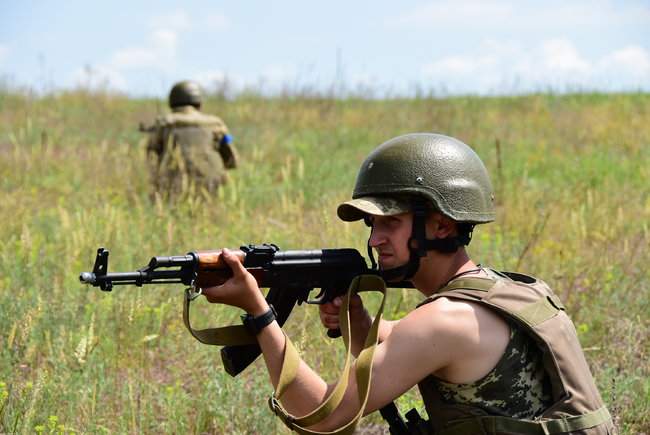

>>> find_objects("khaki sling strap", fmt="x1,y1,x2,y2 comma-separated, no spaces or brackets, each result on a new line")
269,275,388,435
436,405,612,435
182,288,257,346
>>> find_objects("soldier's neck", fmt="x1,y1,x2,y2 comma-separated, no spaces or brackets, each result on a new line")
172,105,199,114
413,249,480,296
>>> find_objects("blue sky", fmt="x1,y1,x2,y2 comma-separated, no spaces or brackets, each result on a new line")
1,0,649,97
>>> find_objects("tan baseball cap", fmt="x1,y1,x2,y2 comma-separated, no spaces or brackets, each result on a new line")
337,196,411,222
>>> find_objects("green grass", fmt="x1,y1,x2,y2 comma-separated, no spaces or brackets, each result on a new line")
0,90,648,434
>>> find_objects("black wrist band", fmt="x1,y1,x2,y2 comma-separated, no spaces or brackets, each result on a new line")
241,305,277,335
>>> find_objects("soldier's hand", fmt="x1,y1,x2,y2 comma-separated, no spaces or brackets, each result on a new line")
202,249,268,315
319,294,368,331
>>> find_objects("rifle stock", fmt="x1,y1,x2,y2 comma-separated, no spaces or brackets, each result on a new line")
138,122,156,133
221,284,300,376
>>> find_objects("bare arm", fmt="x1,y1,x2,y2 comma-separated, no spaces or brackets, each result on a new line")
319,296,398,356
202,249,509,431
214,125,237,168
146,125,165,158
218,140,238,168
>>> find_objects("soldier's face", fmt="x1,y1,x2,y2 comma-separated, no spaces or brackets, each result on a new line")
367,213,413,269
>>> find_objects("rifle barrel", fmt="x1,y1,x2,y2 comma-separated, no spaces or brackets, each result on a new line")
79,270,188,286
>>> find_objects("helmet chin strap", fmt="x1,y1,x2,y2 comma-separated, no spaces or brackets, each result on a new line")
372,201,473,283
367,236,378,271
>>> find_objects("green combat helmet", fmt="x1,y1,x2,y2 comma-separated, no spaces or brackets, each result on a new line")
168,80,203,109
337,133,495,280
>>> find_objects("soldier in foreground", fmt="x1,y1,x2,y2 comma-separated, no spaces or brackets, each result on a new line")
202,133,614,434
142,80,237,198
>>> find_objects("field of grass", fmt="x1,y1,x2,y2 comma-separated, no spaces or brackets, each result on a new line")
0,89,648,434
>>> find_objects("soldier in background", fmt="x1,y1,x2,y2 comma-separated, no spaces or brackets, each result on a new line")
141,80,237,198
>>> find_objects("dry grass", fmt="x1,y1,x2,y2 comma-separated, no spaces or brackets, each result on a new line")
0,90,648,433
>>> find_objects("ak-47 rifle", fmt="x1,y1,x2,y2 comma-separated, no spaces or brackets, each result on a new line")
139,98,161,133
138,122,156,133
79,244,412,377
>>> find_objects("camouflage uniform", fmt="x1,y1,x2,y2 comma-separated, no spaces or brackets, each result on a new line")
144,82,237,198
430,316,553,419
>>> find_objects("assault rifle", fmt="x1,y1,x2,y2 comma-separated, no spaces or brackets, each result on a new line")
138,122,156,133
79,244,412,377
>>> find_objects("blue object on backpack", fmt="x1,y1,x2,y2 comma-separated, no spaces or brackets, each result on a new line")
221,134,233,145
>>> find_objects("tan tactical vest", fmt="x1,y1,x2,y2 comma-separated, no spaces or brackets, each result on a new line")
416,271,615,435
148,106,235,194
161,107,230,179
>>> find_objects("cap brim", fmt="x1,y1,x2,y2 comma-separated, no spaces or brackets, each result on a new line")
337,196,411,222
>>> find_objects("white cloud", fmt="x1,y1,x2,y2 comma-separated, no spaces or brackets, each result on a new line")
64,8,230,93
194,70,244,91
69,25,180,91
96,9,229,79
598,45,650,76
421,38,650,94
592,45,650,91
421,39,516,92
109,29,178,70
393,0,649,31
541,39,590,74
72,64,128,91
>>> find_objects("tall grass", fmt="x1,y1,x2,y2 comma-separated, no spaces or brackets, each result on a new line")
0,90,648,434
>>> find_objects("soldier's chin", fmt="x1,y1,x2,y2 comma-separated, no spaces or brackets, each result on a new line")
378,265,408,283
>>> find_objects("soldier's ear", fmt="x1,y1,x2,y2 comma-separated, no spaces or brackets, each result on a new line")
426,212,455,239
